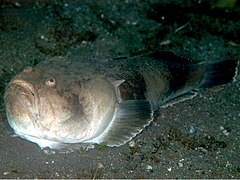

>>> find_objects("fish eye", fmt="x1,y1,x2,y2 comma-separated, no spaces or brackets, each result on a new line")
45,78,56,88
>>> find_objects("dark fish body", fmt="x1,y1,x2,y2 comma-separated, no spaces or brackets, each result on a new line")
4,51,239,149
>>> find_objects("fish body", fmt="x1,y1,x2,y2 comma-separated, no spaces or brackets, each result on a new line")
4,51,239,149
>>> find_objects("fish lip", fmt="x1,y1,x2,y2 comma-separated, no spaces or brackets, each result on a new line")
6,79,41,121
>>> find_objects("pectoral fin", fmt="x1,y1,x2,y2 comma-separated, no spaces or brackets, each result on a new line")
161,91,198,108
96,100,154,147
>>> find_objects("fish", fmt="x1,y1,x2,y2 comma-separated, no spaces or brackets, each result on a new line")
4,51,239,150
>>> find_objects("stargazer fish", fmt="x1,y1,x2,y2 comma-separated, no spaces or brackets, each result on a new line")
4,51,239,150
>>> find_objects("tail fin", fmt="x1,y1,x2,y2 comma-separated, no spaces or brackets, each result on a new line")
199,60,239,89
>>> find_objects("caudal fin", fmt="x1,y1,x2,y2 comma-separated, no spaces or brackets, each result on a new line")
199,60,239,89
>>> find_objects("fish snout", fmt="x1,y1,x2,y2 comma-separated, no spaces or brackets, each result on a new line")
5,79,41,121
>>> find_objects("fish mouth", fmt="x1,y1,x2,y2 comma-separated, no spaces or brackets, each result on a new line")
5,79,41,122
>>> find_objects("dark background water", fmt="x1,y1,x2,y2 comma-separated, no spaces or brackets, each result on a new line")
0,0,239,178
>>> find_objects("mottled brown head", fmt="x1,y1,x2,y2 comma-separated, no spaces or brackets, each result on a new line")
4,66,86,147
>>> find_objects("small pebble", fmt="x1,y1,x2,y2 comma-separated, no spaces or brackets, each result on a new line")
14,2,21,7
196,147,208,153
3,172,10,176
131,21,138,25
178,162,183,167
223,130,230,136
226,161,231,167
40,35,45,39
160,40,171,46
96,163,104,170
219,125,224,131
128,140,135,147
146,165,153,172
189,125,196,134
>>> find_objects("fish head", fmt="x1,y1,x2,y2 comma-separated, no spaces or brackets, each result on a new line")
4,66,88,148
